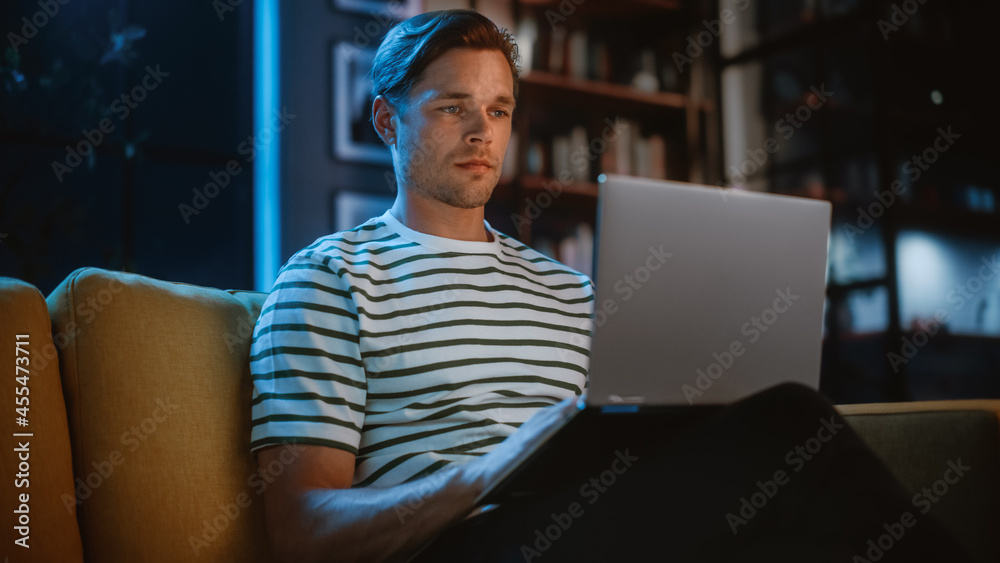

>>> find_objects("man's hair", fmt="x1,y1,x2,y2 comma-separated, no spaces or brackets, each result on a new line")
371,9,520,112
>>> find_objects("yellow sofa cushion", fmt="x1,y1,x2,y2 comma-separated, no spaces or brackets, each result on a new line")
47,268,271,563
0,277,84,562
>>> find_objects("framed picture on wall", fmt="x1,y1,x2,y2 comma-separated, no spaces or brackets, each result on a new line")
332,0,422,19
332,43,392,165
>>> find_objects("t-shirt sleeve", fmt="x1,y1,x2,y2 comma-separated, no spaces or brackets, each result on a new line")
249,252,367,454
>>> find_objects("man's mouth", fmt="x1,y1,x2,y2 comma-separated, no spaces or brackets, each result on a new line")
456,159,492,172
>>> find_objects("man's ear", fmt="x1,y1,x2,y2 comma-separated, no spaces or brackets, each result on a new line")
372,95,398,146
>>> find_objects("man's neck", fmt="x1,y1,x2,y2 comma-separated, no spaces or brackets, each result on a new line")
389,193,493,243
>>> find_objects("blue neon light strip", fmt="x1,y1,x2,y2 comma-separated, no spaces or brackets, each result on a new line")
253,0,280,292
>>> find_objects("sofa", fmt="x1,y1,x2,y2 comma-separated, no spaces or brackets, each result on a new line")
1,267,998,562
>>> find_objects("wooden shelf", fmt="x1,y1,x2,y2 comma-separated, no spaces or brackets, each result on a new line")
520,71,712,113
521,175,599,198
502,0,717,246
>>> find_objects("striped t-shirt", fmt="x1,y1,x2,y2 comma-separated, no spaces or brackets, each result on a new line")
249,212,594,487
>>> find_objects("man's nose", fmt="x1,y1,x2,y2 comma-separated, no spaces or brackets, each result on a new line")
464,109,492,145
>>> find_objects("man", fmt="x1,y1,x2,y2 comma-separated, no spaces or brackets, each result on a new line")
251,10,589,561
250,9,970,563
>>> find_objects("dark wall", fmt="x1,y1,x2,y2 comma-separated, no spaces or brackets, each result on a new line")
0,0,253,294
278,1,398,261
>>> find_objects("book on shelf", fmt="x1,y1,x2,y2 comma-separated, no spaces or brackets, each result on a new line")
515,15,686,95
531,118,668,184
535,223,594,279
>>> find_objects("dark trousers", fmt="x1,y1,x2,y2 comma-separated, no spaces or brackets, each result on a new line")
412,383,973,562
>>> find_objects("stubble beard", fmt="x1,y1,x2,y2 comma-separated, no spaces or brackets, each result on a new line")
398,137,500,210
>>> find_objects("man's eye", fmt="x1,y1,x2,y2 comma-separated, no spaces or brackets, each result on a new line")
491,109,511,118
442,106,460,114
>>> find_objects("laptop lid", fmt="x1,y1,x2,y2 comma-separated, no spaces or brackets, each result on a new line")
587,175,831,407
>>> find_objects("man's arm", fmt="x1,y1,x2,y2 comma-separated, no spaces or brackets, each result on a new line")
259,395,580,563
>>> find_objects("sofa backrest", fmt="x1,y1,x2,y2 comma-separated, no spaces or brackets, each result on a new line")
0,277,84,563
47,267,271,563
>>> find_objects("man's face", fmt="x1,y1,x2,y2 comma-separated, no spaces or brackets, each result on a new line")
390,48,515,210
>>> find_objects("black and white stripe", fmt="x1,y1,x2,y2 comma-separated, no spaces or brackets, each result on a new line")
250,212,593,487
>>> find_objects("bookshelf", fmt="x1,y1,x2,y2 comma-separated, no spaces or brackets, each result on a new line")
718,0,1000,403
486,0,721,276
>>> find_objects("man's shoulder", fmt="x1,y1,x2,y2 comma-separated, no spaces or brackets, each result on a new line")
493,231,593,288
284,215,413,267
300,216,393,256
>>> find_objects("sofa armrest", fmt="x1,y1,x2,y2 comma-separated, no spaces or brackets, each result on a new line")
0,277,84,562
837,400,1000,563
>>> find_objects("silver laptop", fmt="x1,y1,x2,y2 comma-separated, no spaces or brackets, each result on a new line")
476,175,831,504
588,175,831,407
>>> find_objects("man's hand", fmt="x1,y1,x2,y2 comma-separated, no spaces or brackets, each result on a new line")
257,395,582,563
458,394,583,499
